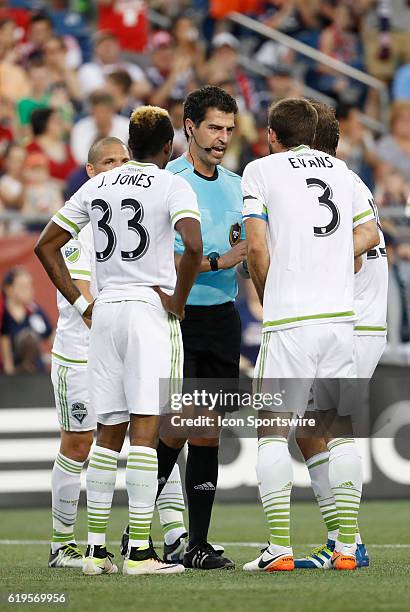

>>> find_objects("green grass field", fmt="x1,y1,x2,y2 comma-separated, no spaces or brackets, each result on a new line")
1,501,409,612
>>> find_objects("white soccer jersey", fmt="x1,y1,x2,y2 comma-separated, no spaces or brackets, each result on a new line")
52,223,97,365
352,172,388,336
52,161,200,304
242,146,375,333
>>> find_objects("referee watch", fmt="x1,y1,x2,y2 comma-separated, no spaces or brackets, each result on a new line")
207,251,220,271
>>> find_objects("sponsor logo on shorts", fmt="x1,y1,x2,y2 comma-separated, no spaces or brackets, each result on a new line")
229,223,241,246
71,402,88,424
194,482,216,491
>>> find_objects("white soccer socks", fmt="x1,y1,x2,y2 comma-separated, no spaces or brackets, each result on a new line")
126,446,158,549
86,446,119,546
327,438,362,554
257,437,293,554
51,453,84,553
157,463,186,545
306,451,339,542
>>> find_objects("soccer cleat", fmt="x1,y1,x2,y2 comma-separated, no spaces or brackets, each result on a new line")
163,533,225,563
294,539,335,569
163,532,188,563
331,546,357,570
82,545,118,575
243,546,294,572
356,543,370,568
183,541,235,570
123,544,184,575
48,543,84,568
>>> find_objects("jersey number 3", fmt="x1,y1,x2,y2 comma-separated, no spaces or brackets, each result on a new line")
307,178,340,237
91,198,150,262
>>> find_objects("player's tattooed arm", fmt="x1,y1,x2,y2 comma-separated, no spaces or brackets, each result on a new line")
353,219,380,258
34,220,93,320
244,217,270,305
156,218,202,319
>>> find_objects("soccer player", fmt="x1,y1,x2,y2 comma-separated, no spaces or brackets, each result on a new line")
241,98,380,572
48,137,189,569
122,86,245,569
48,137,130,568
35,106,203,576
294,102,388,570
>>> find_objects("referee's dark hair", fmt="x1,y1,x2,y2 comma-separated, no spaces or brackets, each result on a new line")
311,101,339,157
129,105,174,159
268,98,318,149
183,86,238,140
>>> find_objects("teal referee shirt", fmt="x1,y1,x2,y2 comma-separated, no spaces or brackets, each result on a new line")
167,155,243,306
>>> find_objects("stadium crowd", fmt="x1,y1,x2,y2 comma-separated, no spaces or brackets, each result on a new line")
1,0,410,372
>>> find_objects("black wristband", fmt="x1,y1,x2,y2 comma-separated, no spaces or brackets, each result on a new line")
207,251,220,271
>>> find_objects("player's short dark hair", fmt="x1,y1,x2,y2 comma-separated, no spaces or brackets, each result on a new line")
87,137,128,165
183,86,238,139
268,98,318,148
129,106,174,159
30,107,55,136
311,101,339,156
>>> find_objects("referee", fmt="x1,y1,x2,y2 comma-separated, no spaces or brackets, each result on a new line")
160,86,245,569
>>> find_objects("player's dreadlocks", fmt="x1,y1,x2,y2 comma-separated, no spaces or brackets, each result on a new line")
129,106,174,160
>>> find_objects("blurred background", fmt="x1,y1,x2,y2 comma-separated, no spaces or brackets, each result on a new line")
0,0,409,507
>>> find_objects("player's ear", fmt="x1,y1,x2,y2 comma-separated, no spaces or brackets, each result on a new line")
86,163,95,178
185,119,193,139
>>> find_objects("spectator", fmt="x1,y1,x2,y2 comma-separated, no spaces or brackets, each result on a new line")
260,0,318,38
0,144,26,211
376,100,410,184
171,12,206,77
96,0,149,53
22,152,63,219
317,4,364,102
255,66,303,111
27,108,77,183
0,19,30,102
70,90,129,164
376,170,409,209
146,30,193,107
168,98,186,159
77,29,150,99
16,60,50,127
205,32,255,110
19,12,54,64
336,101,379,187
106,70,135,117
42,35,81,102
0,267,53,374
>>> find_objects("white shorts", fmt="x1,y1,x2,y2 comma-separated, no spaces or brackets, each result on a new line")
255,323,355,414
51,359,96,432
354,334,386,378
88,300,183,417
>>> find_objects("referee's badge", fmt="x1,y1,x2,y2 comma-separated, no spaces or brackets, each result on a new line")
229,223,241,246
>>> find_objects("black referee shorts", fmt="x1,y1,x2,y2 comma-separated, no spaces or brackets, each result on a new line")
181,301,241,379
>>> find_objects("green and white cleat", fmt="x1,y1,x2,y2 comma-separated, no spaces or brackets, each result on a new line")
48,543,84,568
82,545,118,576
123,544,185,575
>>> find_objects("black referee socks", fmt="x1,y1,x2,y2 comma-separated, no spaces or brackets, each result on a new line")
185,443,219,547
156,439,182,500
